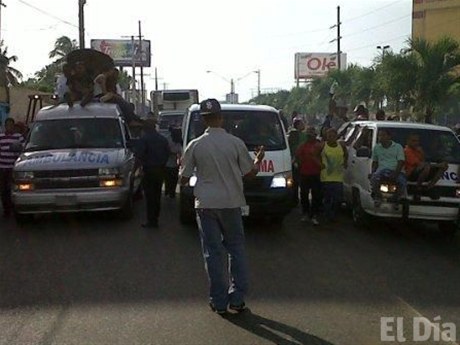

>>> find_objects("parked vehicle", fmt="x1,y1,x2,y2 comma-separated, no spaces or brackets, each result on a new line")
180,103,294,224
150,89,198,118
12,102,142,223
342,121,460,234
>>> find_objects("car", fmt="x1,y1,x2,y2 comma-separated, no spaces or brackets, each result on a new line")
342,120,460,234
12,102,142,223
180,104,295,224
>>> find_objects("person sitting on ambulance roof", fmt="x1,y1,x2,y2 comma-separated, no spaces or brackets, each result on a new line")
369,128,407,208
404,134,448,200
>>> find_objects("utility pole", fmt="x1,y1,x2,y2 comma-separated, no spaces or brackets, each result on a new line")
78,0,86,49
138,20,145,113
154,67,159,91
131,35,136,109
0,1,6,43
256,69,261,96
337,6,341,70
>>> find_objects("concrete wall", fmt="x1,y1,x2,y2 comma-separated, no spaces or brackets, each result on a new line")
8,87,53,123
412,0,460,42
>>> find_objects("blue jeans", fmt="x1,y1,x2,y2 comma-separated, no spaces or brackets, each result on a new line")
323,182,343,219
196,208,249,310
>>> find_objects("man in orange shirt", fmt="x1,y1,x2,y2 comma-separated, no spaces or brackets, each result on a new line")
405,134,448,194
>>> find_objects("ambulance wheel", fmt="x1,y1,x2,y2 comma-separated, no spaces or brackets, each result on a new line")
119,195,134,220
437,221,459,237
352,191,367,228
179,197,195,225
14,211,34,225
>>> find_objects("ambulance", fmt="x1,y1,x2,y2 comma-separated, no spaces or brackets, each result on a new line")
342,121,460,234
180,104,295,224
12,103,142,223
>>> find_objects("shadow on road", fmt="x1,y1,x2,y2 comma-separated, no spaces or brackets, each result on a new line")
225,310,335,345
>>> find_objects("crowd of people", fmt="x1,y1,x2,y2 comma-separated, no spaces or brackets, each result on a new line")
287,104,450,224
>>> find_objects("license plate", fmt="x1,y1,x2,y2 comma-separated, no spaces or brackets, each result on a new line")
241,206,250,216
55,195,77,206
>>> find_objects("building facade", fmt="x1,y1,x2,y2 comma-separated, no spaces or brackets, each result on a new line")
412,0,460,41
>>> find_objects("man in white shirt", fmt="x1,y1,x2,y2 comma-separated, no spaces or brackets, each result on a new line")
180,99,264,314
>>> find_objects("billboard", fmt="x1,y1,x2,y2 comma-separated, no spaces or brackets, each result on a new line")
295,53,347,78
90,39,151,67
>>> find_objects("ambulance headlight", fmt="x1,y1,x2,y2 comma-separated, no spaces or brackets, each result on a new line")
189,176,198,187
270,172,294,189
15,171,34,180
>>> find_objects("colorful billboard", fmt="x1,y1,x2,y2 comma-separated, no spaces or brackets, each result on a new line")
295,53,347,78
90,39,151,67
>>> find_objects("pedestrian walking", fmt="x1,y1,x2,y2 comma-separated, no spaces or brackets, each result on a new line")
320,128,348,222
180,98,265,314
296,126,322,225
0,118,24,218
288,118,307,204
164,127,182,198
136,118,170,228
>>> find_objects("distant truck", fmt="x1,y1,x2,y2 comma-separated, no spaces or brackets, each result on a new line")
150,89,199,118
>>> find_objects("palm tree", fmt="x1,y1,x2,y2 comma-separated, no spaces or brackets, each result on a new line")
409,37,460,123
49,36,78,64
0,41,22,104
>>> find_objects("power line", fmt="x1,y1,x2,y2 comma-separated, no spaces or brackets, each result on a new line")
16,0,78,28
344,0,403,23
343,14,411,39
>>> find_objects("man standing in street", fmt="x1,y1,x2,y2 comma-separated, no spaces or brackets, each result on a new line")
180,99,265,315
136,119,170,228
288,118,307,205
296,126,322,226
0,118,24,218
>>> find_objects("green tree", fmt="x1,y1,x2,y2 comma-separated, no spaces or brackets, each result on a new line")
0,41,22,104
409,37,460,123
49,36,78,64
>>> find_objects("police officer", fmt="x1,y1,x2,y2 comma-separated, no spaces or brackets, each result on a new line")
136,118,170,228
180,99,264,314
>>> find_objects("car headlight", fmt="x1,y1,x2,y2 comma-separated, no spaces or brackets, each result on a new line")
15,171,34,180
270,172,294,189
99,168,120,177
456,189,460,198
380,183,397,193
189,175,197,187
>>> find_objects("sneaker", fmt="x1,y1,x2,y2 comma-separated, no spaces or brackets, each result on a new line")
229,303,247,313
311,217,319,226
209,303,227,315
301,215,310,222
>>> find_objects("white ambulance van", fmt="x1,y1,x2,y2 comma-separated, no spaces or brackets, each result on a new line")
12,103,142,223
342,121,460,234
180,104,295,224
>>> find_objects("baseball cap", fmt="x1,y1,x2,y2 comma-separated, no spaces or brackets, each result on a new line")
200,98,221,115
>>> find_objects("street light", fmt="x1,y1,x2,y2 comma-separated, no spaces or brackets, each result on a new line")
377,45,391,58
206,70,260,103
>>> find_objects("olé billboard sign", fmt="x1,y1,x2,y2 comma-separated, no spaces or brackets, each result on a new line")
295,53,347,78
90,39,151,67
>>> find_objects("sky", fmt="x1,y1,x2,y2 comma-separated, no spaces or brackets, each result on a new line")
2,0,412,102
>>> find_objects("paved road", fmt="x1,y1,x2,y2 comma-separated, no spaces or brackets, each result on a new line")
0,198,459,345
